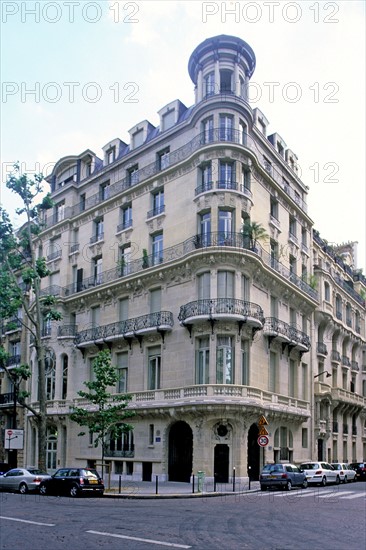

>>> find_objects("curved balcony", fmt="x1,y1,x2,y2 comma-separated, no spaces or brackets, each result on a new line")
317,342,328,357
263,317,291,343
178,298,264,331
263,318,310,353
331,349,341,363
75,311,174,348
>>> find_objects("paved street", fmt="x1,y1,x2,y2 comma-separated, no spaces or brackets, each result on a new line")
0,483,365,549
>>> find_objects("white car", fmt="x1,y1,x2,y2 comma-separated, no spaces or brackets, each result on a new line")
331,463,357,483
299,462,340,486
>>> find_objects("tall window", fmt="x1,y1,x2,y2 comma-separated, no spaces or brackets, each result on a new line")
119,245,131,276
93,256,103,284
220,70,233,93
119,298,129,321
217,271,234,298
198,272,210,300
200,163,212,192
46,427,57,470
324,281,330,301
196,337,209,384
241,166,250,192
55,201,65,222
152,233,163,265
117,353,128,393
242,340,250,385
269,351,278,392
202,116,214,143
107,147,115,164
270,197,279,220
242,275,250,300
199,212,211,246
218,210,233,243
289,255,296,278
45,350,56,401
204,72,215,96
91,306,100,328
121,205,132,230
152,189,165,216
100,181,110,200
148,346,161,390
289,359,296,397
289,216,297,238
91,218,104,243
239,120,247,145
219,115,233,141
128,165,139,185
62,355,68,400
150,288,161,313
158,149,170,170
219,161,234,188
216,336,234,384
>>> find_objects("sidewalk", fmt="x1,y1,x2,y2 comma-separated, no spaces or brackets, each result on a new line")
104,479,261,499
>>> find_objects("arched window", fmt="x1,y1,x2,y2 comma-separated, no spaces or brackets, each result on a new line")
324,281,330,301
45,349,56,401
62,355,68,399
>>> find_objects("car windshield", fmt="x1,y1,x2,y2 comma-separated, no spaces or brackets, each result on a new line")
301,463,319,470
28,469,46,475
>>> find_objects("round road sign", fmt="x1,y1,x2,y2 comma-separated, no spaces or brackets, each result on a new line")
257,435,269,447
7,430,13,436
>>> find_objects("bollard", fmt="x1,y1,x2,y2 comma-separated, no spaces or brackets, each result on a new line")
155,475,159,495
248,466,251,491
197,471,205,492
192,474,195,494
118,475,122,493
214,473,217,492
233,467,236,492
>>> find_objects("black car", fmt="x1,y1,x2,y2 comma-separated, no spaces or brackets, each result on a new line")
349,462,366,481
39,467,104,497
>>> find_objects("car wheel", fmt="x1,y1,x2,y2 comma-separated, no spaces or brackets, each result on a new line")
343,476,347,484
336,476,340,485
69,484,79,498
19,482,28,495
39,484,47,496
321,477,326,487
285,481,292,491
302,479,308,489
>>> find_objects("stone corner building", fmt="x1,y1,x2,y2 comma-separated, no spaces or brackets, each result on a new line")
2,35,365,481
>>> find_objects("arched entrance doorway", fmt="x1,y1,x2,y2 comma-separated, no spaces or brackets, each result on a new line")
247,423,260,480
214,444,229,482
168,421,193,482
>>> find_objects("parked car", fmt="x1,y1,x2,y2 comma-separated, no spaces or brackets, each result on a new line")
331,463,357,483
39,467,104,497
0,468,51,494
260,463,308,491
349,462,366,481
299,462,340,486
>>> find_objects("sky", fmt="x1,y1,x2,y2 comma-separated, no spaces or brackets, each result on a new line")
1,0,365,271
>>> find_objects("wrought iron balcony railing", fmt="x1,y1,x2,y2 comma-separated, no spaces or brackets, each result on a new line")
178,298,264,326
147,204,165,218
117,219,133,232
54,232,317,301
331,349,341,362
5,318,23,332
47,250,62,261
57,325,78,338
316,342,328,355
334,275,365,307
43,127,309,230
263,317,290,340
6,354,21,366
0,392,15,405
75,311,174,346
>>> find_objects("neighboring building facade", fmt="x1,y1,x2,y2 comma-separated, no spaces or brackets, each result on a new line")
1,35,365,480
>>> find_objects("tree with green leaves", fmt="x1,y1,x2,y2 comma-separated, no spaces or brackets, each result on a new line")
70,349,135,477
0,163,60,471
242,220,268,251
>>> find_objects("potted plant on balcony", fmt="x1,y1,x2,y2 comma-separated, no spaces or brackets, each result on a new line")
241,220,268,252
142,248,149,269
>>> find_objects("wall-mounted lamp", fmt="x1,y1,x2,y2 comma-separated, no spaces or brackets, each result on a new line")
314,371,331,379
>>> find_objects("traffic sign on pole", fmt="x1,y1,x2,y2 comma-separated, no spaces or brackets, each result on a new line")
258,435,269,447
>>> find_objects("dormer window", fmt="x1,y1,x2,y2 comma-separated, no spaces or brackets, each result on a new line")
107,147,115,164
162,110,175,131
133,129,144,148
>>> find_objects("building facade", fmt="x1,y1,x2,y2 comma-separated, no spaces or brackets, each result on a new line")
1,35,365,481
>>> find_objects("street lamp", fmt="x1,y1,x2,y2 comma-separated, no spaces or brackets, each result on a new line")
314,371,331,379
